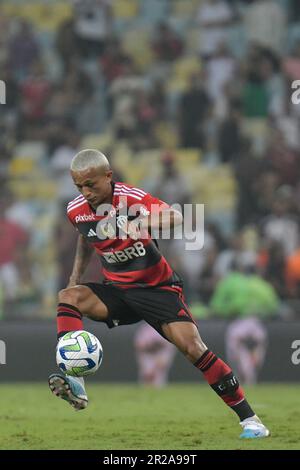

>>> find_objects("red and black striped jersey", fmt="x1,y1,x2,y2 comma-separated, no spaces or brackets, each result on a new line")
67,182,181,288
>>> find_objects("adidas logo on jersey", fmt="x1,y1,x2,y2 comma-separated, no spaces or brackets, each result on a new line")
88,229,97,237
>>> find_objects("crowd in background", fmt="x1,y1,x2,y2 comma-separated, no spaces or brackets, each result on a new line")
1,0,300,320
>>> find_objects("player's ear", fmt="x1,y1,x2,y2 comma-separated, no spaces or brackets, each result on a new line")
106,169,113,181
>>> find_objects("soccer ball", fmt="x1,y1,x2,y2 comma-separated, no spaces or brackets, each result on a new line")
56,330,103,377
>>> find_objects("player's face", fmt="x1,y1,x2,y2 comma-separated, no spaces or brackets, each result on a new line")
71,167,113,208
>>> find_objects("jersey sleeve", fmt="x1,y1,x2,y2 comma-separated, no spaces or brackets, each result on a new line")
140,192,170,214
67,210,77,228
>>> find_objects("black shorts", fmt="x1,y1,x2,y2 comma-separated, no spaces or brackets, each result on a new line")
83,282,197,339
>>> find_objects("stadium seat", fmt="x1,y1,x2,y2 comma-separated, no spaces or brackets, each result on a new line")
122,28,154,70
242,118,270,155
174,148,201,171
171,0,199,18
81,133,114,153
2,1,72,31
14,141,46,160
167,56,202,93
154,122,179,149
186,27,201,54
112,0,139,19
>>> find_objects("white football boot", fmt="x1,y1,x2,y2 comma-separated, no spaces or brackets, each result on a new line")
240,415,270,438
48,373,88,411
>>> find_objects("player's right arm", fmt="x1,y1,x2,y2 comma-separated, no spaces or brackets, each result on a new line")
67,234,94,287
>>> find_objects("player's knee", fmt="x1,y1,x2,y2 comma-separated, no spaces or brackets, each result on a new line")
58,287,86,309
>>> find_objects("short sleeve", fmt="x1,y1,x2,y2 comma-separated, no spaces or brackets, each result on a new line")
140,193,170,214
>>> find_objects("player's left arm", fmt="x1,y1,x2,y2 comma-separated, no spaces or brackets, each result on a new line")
125,193,183,239
140,207,183,231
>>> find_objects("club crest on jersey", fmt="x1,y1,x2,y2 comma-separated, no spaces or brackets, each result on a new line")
116,215,129,229
98,222,116,239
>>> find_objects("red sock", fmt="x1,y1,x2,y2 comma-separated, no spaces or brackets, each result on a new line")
57,303,83,339
194,350,254,420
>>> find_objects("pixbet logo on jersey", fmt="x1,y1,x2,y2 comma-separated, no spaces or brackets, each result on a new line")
75,214,96,223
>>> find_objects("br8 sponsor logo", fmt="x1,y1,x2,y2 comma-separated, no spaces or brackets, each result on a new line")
102,241,146,264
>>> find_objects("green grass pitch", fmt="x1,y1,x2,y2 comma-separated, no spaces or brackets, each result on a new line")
0,383,299,450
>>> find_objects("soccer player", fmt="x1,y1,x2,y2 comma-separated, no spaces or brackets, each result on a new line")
48,149,270,439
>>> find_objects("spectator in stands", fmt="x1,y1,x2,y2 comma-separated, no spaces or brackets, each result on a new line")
283,41,300,114
211,264,279,318
286,247,300,298
258,240,287,299
241,47,270,118
0,195,29,306
196,0,235,58
134,89,158,150
20,61,51,123
50,128,81,204
205,43,236,103
0,13,11,65
72,0,113,58
153,151,191,207
252,169,281,220
214,231,257,279
0,63,19,111
8,19,40,80
218,100,243,163
243,0,287,54
100,37,132,84
151,22,184,63
55,18,78,72
265,128,300,186
290,0,300,21
261,191,299,257
149,79,167,121
109,58,145,139
179,72,212,149
259,50,285,117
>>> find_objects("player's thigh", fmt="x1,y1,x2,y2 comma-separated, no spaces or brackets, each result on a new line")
59,285,109,321
161,321,207,359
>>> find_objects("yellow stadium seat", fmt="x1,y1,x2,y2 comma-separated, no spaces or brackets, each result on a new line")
172,0,199,17
113,0,139,18
174,148,201,171
154,123,179,149
168,56,202,93
2,2,72,31
122,29,154,70
9,157,36,177
186,27,200,54
81,132,114,152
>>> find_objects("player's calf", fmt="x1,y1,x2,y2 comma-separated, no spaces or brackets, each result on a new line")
57,288,85,339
